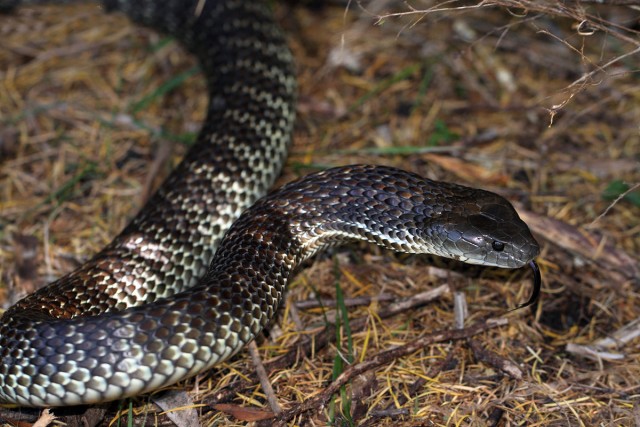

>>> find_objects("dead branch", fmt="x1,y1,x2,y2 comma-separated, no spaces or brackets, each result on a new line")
274,318,508,425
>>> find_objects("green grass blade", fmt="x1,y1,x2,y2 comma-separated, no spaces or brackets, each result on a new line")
129,65,200,114
40,161,98,208
348,64,420,113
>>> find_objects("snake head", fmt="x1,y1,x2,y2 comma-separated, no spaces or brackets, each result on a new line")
424,191,540,269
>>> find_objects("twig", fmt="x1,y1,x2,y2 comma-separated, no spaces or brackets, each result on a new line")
567,46,640,90
453,291,468,330
294,293,396,309
371,285,449,320
32,409,56,427
588,182,640,228
274,318,508,425
565,0,640,5
455,292,523,381
207,286,449,405
518,209,639,283
566,317,640,362
248,341,282,415
359,336,458,427
468,339,523,379
595,317,640,348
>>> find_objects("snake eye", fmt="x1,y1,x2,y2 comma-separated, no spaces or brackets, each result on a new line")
492,241,505,252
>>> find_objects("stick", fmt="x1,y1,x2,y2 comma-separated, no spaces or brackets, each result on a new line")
274,318,508,425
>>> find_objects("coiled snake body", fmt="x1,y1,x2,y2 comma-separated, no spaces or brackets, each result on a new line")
0,0,540,407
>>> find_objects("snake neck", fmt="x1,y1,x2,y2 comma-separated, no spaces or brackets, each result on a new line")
202,166,445,311
206,164,540,297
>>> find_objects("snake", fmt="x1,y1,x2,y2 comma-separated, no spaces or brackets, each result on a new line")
0,0,541,407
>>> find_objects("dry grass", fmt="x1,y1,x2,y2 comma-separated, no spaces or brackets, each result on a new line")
0,1,639,426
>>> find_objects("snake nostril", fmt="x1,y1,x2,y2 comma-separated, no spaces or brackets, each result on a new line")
492,241,505,252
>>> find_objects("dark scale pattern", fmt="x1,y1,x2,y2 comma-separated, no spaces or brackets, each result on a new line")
0,1,539,408
5,0,296,317
0,0,296,406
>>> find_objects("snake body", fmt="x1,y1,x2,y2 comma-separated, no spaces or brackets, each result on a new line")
0,0,540,407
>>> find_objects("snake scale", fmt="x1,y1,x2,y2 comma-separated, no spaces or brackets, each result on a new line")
0,0,541,407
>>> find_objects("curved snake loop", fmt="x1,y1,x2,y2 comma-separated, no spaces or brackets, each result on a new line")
0,0,540,406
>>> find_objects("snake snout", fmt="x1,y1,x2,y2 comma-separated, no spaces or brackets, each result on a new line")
470,202,540,268
425,199,539,269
